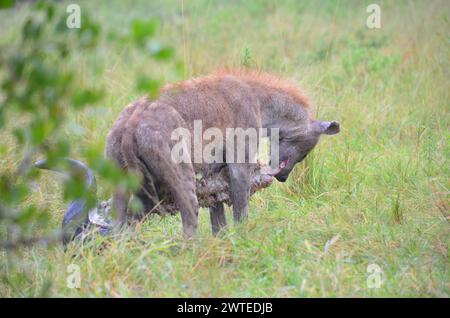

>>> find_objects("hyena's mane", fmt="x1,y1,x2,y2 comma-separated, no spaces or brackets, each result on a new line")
160,68,312,111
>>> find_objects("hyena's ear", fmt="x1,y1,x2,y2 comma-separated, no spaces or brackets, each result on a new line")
312,120,340,135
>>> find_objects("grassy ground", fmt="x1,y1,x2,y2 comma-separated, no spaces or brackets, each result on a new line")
0,0,449,297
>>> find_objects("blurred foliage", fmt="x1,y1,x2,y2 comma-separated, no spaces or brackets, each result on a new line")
0,0,176,249
131,18,177,98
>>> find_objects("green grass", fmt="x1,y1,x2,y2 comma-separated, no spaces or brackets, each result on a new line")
0,0,449,297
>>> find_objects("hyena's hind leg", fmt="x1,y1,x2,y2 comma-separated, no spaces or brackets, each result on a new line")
136,131,199,238
106,97,149,228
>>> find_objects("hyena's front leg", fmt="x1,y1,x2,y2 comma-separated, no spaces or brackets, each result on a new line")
228,163,253,223
209,203,227,235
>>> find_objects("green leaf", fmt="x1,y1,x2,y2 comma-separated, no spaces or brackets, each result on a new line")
9,183,29,205
31,120,53,145
0,0,14,9
132,19,158,45
13,128,25,145
63,173,87,200
29,60,58,87
47,139,71,164
136,75,160,98
72,89,104,108
122,173,140,192
35,0,55,22
46,4,55,20
9,54,25,79
129,197,143,215
16,205,40,226
147,42,175,60
79,17,101,48
22,18,42,40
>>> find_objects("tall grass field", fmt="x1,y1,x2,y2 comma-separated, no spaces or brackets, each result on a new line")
0,0,449,297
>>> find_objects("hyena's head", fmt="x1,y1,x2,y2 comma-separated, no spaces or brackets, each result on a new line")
273,119,340,182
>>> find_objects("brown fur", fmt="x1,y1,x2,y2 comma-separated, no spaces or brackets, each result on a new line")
106,70,335,237
161,69,312,110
